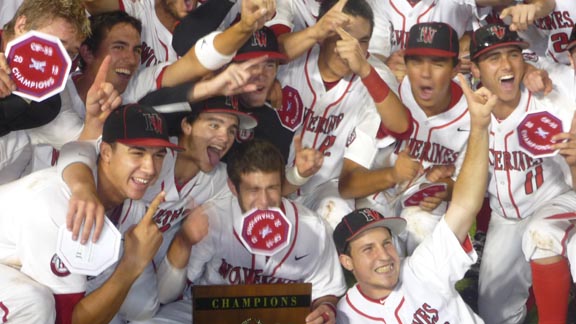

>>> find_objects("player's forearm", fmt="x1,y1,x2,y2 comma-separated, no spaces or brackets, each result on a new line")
527,0,555,18
167,232,193,269
278,29,320,62
339,164,397,199
82,0,120,15
161,49,211,88
72,261,140,324
215,22,255,57
569,165,576,190
448,126,489,241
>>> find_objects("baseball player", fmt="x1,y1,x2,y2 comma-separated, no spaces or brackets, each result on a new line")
274,0,412,229
83,0,275,69
57,96,258,323
342,22,470,254
333,71,491,323
143,139,346,324
0,104,182,324
470,23,576,324
23,9,268,178
0,0,90,183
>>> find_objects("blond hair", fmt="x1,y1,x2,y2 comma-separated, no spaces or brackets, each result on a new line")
3,0,90,40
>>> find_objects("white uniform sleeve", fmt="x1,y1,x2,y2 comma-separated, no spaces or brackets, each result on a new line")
305,218,347,301
407,218,477,292
122,63,171,103
56,140,100,182
267,0,295,31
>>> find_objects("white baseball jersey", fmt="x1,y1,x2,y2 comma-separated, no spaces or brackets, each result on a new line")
184,194,347,301
372,0,488,56
488,88,575,220
530,0,576,65
0,167,153,322
527,55,576,103
337,218,483,324
120,0,178,67
361,78,470,212
278,45,396,196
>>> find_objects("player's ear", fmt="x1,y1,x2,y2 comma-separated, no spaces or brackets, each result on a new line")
180,117,192,135
227,178,238,197
470,62,480,80
14,15,28,37
339,254,354,272
100,142,113,164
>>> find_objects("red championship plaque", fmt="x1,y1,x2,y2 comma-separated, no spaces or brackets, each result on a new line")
402,183,447,208
5,30,71,102
240,208,292,257
517,111,563,158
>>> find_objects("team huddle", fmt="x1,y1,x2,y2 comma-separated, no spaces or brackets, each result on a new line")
0,0,575,323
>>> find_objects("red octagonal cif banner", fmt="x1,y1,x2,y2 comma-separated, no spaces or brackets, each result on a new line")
240,208,292,257
6,31,71,102
517,111,563,158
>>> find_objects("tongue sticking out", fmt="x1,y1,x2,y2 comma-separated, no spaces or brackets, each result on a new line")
420,87,433,100
207,147,220,167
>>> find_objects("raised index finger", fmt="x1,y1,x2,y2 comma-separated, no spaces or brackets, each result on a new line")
331,0,348,13
93,55,111,87
143,191,165,225
457,73,475,100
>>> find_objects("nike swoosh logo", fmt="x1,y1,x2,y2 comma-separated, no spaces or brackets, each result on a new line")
294,254,309,261
457,127,470,132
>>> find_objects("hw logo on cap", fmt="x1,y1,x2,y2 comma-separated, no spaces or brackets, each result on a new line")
143,113,164,135
417,26,438,44
358,208,382,223
252,29,268,48
488,25,506,40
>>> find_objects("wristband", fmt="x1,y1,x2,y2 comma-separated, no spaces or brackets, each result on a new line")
194,31,236,70
361,66,390,103
285,165,311,187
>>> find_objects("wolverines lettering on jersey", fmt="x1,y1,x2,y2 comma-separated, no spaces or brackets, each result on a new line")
470,23,529,60
333,208,406,254
404,22,459,58
394,139,460,165
190,95,258,130
233,26,288,63
102,104,184,151
566,25,576,52
217,259,299,284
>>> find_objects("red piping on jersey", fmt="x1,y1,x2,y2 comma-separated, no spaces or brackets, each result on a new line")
389,1,406,49
462,235,474,253
118,0,125,11
0,302,8,322
417,3,436,23
547,49,560,63
561,223,575,257
303,51,356,148
394,296,406,323
303,49,318,146
156,65,168,90
503,130,522,219
357,285,388,305
270,200,299,277
345,293,387,323
157,29,170,62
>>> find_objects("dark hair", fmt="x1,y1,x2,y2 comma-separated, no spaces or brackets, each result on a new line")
318,0,374,33
404,55,459,68
78,11,142,71
227,139,286,190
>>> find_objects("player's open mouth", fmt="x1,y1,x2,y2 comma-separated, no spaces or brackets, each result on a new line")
499,75,515,91
375,264,394,274
115,68,133,78
133,177,150,185
207,145,224,167
419,86,434,100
